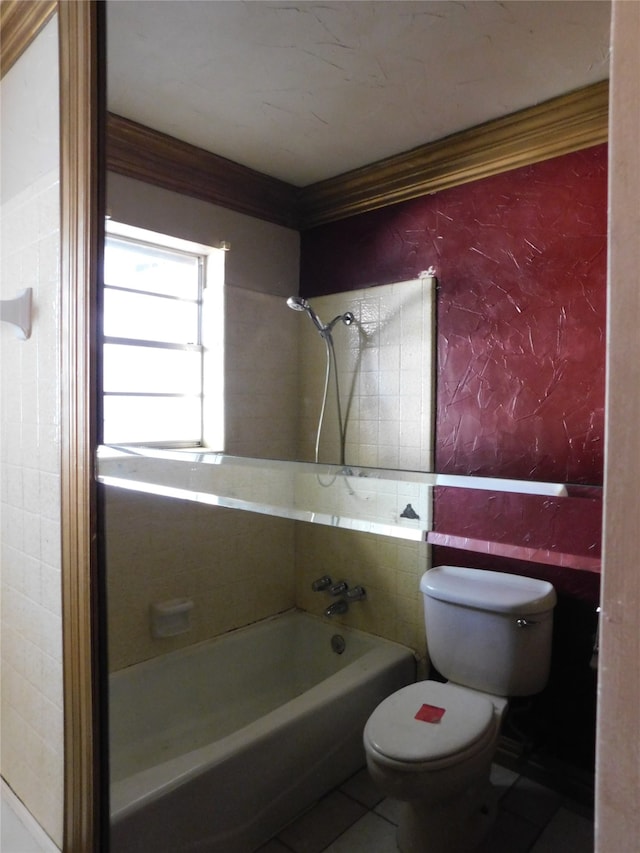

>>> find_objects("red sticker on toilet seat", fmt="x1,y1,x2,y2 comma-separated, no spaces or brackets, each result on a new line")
415,703,446,723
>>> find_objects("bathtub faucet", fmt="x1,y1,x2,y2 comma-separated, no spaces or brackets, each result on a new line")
346,586,366,602
325,586,367,617
325,599,349,617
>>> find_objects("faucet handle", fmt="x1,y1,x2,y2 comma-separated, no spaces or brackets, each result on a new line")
311,576,332,592
346,586,366,601
329,581,349,596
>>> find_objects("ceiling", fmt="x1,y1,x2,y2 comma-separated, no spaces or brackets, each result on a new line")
106,1,611,188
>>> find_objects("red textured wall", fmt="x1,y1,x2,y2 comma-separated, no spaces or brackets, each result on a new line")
301,149,607,770
301,144,607,485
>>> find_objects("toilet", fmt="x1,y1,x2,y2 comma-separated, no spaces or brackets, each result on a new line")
363,565,557,853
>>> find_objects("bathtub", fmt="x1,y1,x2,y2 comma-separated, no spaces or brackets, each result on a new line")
109,610,416,852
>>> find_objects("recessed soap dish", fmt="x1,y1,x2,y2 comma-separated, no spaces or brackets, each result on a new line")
150,598,194,638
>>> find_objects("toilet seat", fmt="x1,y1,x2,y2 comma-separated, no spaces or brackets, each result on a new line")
364,681,496,769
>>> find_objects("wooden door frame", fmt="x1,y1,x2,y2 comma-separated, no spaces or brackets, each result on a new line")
0,1,104,848
59,1,104,849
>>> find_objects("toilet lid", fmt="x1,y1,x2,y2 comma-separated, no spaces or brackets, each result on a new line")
365,682,495,764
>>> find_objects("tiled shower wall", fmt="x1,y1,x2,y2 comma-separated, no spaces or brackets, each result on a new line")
224,286,299,460
105,176,302,670
105,176,436,671
105,275,436,668
105,489,296,670
296,277,435,471
0,19,63,847
292,277,436,660
295,527,430,662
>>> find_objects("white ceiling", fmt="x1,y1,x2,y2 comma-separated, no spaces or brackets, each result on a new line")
106,1,611,187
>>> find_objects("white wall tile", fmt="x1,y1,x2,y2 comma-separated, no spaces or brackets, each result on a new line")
0,17,63,847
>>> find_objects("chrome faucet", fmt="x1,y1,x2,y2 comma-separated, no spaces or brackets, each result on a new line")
346,586,366,602
316,578,366,617
325,599,349,618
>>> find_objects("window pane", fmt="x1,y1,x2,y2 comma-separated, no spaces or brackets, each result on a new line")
104,237,200,299
103,344,202,395
104,288,199,344
103,396,201,445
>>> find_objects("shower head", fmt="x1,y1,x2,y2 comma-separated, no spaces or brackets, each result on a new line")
286,295,324,333
286,296,309,312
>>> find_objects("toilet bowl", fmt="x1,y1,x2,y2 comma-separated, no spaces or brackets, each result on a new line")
364,681,505,852
363,566,557,853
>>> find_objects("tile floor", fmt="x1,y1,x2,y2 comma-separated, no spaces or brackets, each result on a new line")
0,764,593,853
257,762,594,853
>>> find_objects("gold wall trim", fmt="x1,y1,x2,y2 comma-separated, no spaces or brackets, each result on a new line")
299,81,609,227
59,1,102,849
106,81,608,231
0,0,57,78
106,113,300,229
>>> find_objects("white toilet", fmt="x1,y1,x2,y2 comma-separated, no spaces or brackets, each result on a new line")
363,565,557,853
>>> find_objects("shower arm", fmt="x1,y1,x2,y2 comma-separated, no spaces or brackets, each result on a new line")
322,312,354,335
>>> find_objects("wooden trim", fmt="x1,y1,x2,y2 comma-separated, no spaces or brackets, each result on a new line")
0,0,57,78
299,80,609,227
59,1,102,850
106,81,608,231
106,113,300,229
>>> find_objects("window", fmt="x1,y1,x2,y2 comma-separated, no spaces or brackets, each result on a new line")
103,224,224,447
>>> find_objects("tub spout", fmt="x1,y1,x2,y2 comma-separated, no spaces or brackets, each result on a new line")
325,599,348,618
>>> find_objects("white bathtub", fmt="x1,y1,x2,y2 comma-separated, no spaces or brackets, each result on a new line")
109,610,415,852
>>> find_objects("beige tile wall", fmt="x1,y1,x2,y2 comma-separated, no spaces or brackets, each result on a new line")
295,525,430,665
105,488,296,670
104,195,435,673
297,277,435,471
292,278,435,662
224,286,299,460
105,174,304,671
0,19,63,848
105,276,435,672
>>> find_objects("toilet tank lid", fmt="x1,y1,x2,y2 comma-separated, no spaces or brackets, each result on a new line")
421,566,557,614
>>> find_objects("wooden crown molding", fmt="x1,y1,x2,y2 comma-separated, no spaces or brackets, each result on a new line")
106,113,300,230
0,0,57,79
107,80,608,232
299,80,609,228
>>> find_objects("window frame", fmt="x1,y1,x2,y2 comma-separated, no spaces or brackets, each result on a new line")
103,221,224,448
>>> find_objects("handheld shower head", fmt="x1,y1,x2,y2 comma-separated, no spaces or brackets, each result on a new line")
286,296,309,312
286,295,324,333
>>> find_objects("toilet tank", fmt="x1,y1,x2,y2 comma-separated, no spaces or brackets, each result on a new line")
420,566,557,697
